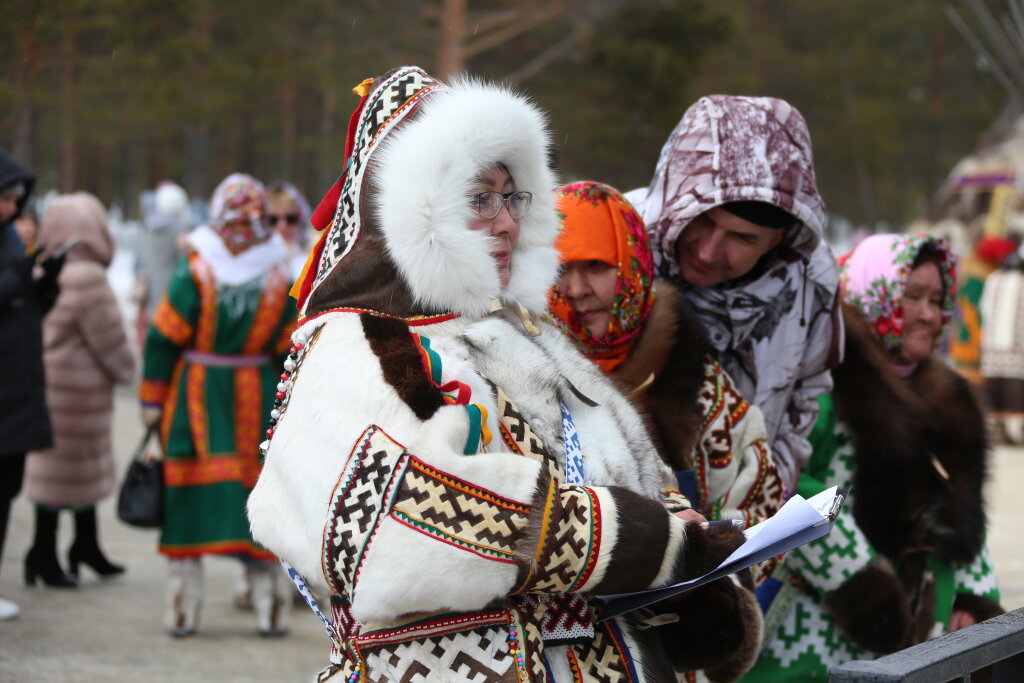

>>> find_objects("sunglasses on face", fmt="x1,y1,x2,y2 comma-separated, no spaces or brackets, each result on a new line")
269,213,300,226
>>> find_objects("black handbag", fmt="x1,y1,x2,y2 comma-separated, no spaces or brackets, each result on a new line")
117,425,164,528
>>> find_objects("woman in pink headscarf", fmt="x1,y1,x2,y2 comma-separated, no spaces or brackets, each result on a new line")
140,173,297,638
748,233,1002,682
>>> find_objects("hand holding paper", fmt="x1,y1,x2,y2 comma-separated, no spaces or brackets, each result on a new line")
598,486,847,620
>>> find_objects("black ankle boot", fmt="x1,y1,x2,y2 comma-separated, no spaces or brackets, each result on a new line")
24,507,77,588
68,507,124,579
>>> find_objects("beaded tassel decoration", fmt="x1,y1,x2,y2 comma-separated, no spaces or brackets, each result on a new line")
260,330,309,456
508,621,528,678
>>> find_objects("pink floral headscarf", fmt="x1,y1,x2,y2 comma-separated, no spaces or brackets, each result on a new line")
840,233,957,355
209,173,269,252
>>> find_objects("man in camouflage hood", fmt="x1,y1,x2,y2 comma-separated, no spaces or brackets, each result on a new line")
637,95,843,494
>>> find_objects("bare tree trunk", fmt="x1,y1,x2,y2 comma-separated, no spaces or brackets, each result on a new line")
927,1,947,196
183,124,210,200
184,3,215,199
437,0,466,78
319,87,338,182
12,20,39,171
751,0,765,92
59,26,77,192
281,81,298,179
97,144,113,206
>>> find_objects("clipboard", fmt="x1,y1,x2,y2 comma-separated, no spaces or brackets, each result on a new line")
596,485,849,621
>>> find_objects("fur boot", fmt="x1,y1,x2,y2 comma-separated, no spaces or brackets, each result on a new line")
233,563,253,610
251,560,289,637
165,557,203,637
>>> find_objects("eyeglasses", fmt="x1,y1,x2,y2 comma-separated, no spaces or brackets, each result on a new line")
472,191,532,220
269,213,300,226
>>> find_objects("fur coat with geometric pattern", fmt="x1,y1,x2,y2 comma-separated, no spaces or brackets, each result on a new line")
250,309,760,682
247,66,758,683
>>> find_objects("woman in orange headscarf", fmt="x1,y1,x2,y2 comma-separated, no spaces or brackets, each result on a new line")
549,181,785,681
549,180,784,530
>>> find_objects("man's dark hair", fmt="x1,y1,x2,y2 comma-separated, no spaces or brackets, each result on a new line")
720,201,798,231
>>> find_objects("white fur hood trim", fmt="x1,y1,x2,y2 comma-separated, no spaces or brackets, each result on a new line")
373,77,560,318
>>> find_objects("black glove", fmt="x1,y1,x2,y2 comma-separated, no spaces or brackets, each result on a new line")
39,252,66,280
34,253,64,314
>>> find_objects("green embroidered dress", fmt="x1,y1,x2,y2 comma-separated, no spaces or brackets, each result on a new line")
140,251,296,558
744,394,1000,682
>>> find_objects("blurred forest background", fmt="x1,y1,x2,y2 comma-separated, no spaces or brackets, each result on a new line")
0,0,1011,226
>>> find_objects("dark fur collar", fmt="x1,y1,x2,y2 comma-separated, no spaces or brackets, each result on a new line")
833,303,988,565
610,281,711,472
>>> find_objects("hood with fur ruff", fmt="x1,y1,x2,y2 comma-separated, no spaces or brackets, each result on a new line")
299,66,560,321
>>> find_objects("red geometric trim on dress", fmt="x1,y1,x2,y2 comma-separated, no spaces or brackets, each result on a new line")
302,306,460,328
234,365,263,469
139,378,169,407
188,253,218,352
243,266,289,354
159,360,186,448
160,539,274,560
163,456,263,487
152,296,194,347
186,364,209,460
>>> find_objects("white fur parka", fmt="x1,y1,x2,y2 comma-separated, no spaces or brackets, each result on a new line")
248,66,757,683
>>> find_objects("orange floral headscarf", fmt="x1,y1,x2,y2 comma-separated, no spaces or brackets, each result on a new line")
548,181,656,372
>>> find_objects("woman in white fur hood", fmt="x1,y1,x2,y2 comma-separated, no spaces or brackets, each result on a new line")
247,66,762,682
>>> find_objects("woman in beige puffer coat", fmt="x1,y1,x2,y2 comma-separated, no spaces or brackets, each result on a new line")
23,192,136,587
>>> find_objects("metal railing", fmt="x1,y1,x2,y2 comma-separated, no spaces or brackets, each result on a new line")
829,607,1024,682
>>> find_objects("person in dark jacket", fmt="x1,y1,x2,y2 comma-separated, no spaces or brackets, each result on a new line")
0,148,66,619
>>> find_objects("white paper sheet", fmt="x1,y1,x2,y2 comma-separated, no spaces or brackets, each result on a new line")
597,486,845,620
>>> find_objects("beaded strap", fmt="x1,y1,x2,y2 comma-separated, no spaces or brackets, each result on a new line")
560,401,584,485
282,560,343,662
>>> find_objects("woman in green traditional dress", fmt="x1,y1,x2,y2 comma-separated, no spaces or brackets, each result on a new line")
746,234,1003,682
139,173,297,637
